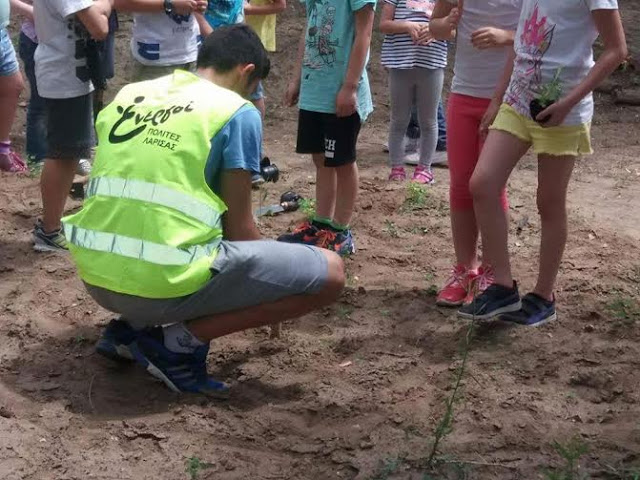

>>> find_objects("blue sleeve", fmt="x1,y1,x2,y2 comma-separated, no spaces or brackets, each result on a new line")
205,104,263,192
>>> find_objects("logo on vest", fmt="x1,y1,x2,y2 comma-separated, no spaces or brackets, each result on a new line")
108,96,194,150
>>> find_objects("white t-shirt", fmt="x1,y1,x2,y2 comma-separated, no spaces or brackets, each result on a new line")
33,0,94,99
131,13,200,66
505,0,618,125
447,0,522,99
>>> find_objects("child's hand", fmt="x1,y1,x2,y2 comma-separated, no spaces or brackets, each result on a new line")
446,7,461,30
416,26,434,46
173,0,200,15
536,99,573,127
406,22,425,44
479,98,501,138
336,85,357,118
195,0,208,13
471,27,511,49
284,81,300,107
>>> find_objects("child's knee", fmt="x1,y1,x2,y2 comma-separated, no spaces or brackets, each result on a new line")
322,251,345,298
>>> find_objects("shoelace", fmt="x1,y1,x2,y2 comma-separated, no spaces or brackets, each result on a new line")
292,221,313,234
446,267,467,288
0,152,28,173
315,229,337,249
475,267,495,293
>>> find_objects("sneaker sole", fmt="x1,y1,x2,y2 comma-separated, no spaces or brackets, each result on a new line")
503,311,557,327
96,341,135,364
130,345,230,399
33,242,68,253
457,300,522,321
436,298,465,308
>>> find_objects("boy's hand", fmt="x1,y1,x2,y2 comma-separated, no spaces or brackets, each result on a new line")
536,98,573,127
416,25,434,45
173,0,202,15
336,84,357,118
406,22,424,44
471,27,511,49
446,7,461,30
284,81,300,107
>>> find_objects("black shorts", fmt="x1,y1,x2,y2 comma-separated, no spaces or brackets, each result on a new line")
296,109,362,167
45,93,94,160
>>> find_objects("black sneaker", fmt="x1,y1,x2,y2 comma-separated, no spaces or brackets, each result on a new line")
458,282,521,320
277,221,321,245
33,219,69,252
501,293,556,327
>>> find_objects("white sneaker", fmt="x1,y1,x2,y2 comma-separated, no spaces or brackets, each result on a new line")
431,151,448,167
76,159,92,176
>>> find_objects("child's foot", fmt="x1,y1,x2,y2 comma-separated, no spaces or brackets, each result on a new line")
277,221,321,245
458,282,521,320
316,229,356,257
437,265,477,307
411,166,434,185
389,166,406,181
251,172,265,188
76,158,92,176
0,151,28,173
464,265,494,305
33,219,69,252
502,293,556,327
131,327,230,397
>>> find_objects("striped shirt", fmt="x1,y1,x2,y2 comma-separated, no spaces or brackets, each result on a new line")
381,0,447,70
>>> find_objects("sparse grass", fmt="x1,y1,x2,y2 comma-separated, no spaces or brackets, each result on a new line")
299,198,316,219
606,296,640,325
426,285,439,297
373,457,404,480
543,437,589,480
336,305,354,320
384,219,400,238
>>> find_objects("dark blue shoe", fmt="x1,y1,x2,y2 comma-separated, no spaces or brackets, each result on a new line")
95,319,137,363
131,328,230,397
501,293,556,327
458,282,521,320
318,229,356,257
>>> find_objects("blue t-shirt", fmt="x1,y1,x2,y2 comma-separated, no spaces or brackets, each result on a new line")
298,0,376,121
205,0,245,28
205,104,262,193
0,0,9,28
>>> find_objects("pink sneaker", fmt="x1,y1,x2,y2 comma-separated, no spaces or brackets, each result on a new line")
388,166,406,181
411,166,434,184
464,265,495,305
437,265,477,307
0,151,28,173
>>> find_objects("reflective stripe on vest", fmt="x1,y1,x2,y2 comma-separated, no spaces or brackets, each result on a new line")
86,177,222,228
64,224,221,266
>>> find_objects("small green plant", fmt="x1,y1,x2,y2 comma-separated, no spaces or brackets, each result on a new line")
374,457,404,480
538,68,564,104
384,219,400,238
186,456,213,480
606,297,640,324
299,198,316,219
403,182,429,211
543,437,589,480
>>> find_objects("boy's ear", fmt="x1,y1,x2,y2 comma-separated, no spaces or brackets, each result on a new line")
240,63,257,79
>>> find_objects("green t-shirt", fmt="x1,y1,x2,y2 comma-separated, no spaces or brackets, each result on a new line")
0,0,10,28
298,0,376,121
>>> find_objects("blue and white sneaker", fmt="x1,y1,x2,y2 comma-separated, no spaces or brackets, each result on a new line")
131,328,230,397
317,229,356,257
95,319,137,363
501,293,557,327
251,173,265,188
458,282,521,321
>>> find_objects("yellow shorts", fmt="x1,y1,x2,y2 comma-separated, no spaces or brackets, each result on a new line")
490,104,593,157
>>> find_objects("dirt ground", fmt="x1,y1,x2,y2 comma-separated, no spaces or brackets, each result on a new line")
2,4,640,480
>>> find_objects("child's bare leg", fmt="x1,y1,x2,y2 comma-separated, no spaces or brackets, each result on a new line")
333,162,358,227
41,159,79,231
252,97,266,119
451,209,480,269
470,130,530,287
534,154,576,300
313,153,337,220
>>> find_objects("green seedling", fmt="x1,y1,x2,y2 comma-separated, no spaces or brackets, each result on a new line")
186,456,213,480
543,437,589,480
403,182,429,211
606,297,640,324
384,219,400,238
299,198,316,219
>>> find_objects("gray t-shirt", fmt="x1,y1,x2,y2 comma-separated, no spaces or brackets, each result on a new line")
34,0,94,99
1,0,10,28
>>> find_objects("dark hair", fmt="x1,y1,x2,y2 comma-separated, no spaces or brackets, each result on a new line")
197,24,270,84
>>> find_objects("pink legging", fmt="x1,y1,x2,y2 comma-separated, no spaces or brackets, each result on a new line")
447,93,508,211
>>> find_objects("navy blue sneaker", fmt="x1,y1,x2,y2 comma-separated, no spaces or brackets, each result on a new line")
251,173,265,188
458,282,521,320
95,319,137,363
317,229,356,257
501,293,556,327
131,328,230,397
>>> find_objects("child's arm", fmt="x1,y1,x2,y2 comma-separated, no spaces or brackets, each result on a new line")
336,4,375,117
479,47,515,136
9,0,33,19
538,8,627,127
283,27,306,107
195,12,213,37
76,0,113,41
114,0,206,15
429,0,459,40
244,0,286,16
379,2,432,45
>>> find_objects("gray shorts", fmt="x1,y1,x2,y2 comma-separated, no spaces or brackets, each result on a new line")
86,240,329,329
130,61,196,83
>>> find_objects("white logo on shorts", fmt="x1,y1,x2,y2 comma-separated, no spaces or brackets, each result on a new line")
325,138,336,159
